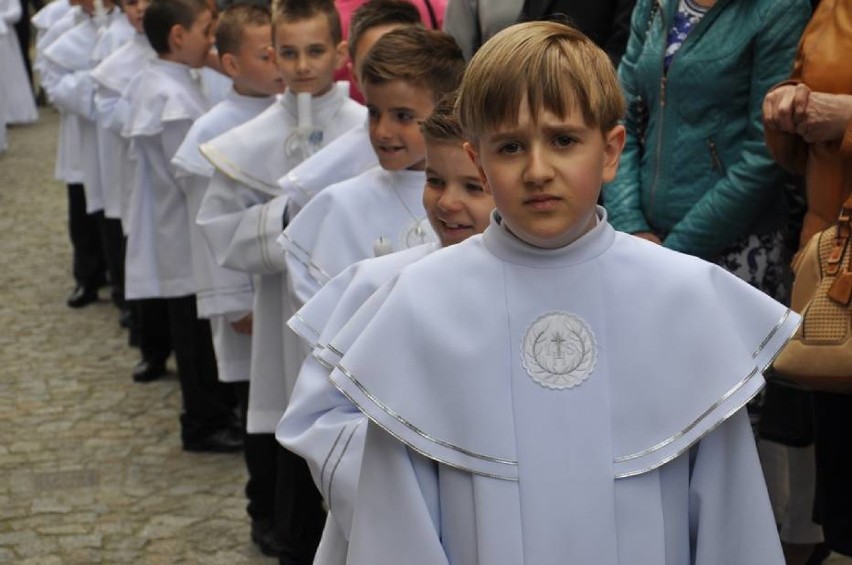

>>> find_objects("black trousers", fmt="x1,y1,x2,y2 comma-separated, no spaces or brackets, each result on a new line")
813,391,852,556
133,297,171,363
97,217,126,307
166,295,236,443
67,184,105,289
276,446,325,563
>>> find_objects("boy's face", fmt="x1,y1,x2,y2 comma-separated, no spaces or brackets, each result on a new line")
171,9,215,68
466,99,625,248
364,80,433,171
349,23,406,91
274,15,345,96
123,0,148,34
423,141,494,247
226,24,285,96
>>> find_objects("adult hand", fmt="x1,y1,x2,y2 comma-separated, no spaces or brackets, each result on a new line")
795,92,852,144
763,83,811,134
633,232,662,244
230,312,253,335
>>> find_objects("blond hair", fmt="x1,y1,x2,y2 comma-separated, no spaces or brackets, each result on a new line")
456,21,625,141
272,0,342,44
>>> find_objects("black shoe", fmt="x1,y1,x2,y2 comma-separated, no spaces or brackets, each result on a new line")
183,427,244,453
132,359,167,383
251,519,287,557
66,285,99,308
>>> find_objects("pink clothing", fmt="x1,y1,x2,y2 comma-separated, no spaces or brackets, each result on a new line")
334,0,447,102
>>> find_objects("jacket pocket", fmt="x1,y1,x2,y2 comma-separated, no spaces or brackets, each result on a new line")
707,138,726,175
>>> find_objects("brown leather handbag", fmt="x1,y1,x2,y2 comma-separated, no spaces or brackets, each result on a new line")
774,196,852,393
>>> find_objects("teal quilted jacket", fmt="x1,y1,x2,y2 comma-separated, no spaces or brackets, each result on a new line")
603,0,811,259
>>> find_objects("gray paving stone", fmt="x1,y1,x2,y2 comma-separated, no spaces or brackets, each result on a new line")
0,113,275,563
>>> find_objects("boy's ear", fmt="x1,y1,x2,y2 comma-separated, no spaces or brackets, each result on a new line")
334,40,348,71
220,52,239,78
601,124,626,184
169,23,185,52
464,141,491,194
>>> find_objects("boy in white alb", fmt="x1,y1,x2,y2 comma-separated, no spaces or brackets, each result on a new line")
123,0,241,452
170,4,283,553
92,0,156,236
279,27,464,308
277,94,495,565
1,0,38,129
275,0,425,209
39,0,110,307
196,0,364,559
330,22,795,565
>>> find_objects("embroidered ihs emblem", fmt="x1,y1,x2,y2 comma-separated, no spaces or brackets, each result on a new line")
521,312,597,390
399,218,437,249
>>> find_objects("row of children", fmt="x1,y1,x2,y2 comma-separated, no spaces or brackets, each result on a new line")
33,0,801,559
0,0,38,152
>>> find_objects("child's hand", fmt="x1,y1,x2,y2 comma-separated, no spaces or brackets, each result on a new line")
230,313,253,335
633,232,662,244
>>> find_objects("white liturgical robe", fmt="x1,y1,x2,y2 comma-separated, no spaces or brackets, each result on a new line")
276,120,378,210
197,83,366,433
91,32,156,231
277,243,436,564
279,166,437,307
43,9,125,213
0,0,37,126
122,58,209,299
172,88,274,383
329,210,797,565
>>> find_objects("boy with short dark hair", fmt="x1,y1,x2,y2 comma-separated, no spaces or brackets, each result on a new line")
277,93,494,565
276,0,422,210
123,0,242,453
170,2,283,553
280,27,464,307
196,0,365,559
329,22,796,564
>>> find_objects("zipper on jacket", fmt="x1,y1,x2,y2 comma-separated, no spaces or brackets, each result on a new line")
707,138,725,174
646,0,666,221
647,65,667,220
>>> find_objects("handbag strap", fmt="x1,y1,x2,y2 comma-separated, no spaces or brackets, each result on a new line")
826,195,852,274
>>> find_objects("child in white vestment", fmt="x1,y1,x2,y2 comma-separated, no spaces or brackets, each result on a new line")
329,22,795,565
195,0,364,559
276,0,426,209
1,0,37,128
42,0,123,307
123,0,241,452
277,94,495,565
169,3,283,553
279,27,464,308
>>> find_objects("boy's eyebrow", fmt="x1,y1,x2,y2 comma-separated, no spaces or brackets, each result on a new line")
486,123,589,143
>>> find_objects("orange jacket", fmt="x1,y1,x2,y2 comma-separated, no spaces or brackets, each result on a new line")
764,0,852,247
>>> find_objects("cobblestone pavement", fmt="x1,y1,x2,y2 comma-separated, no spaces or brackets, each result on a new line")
0,112,275,563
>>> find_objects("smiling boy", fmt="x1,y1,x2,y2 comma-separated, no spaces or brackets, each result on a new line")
276,94,493,564
279,27,464,307
195,0,365,559
327,22,797,565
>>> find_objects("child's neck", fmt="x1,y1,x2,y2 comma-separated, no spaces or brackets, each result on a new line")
233,83,272,98
158,53,191,67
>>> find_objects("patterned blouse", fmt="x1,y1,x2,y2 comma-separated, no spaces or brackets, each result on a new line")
664,0,710,70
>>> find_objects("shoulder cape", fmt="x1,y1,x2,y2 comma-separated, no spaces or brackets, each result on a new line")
327,224,800,480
